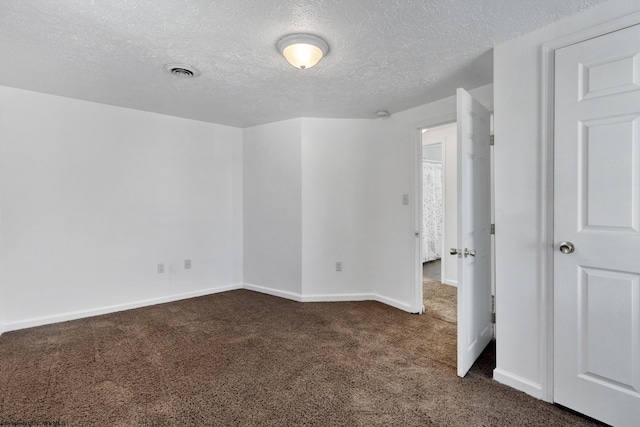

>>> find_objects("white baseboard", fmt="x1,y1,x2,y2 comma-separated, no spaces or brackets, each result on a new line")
443,279,458,287
301,293,373,302
493,368,543,400
0,284,243,333
243,283,302,302
242,285,415,313
0,284,416,334
303,292,414,313
373,294,414,312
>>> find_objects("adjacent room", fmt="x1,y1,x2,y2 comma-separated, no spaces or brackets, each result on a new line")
1,0,639,426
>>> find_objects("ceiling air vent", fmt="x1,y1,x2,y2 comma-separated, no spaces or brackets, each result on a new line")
163,63,201,78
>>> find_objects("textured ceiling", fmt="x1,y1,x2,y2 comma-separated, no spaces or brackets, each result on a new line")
0,0,606,127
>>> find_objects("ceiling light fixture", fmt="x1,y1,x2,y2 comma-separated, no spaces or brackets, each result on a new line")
277,34,329,70
164,63,201,78
375,110,390,118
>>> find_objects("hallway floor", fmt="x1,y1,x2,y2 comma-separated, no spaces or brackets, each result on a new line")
422,259,441,281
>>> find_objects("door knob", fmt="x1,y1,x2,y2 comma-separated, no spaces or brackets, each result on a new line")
559,241,575,254
450,248,463,258
464,248,476,257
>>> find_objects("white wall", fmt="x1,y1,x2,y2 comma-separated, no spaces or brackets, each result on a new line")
300,85,492,312
243,116,418,311
242,116,415,310
493,0,640,400
0,86,243,332
423,123,457,286
0,82,493,334
243,119,303,298
299,118,416,310
301,119,373,299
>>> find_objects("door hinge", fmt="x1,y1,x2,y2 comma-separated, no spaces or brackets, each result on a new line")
491,224,495,234
491,312,496,323
490,135,495,146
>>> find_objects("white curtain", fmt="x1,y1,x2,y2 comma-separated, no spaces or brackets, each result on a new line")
422,161,443,262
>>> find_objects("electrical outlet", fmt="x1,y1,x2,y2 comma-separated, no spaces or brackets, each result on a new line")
185,259,191,269
157,263,165,274
336,262,342,272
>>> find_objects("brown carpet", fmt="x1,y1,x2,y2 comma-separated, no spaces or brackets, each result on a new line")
0,289,603,426
423,278,457,324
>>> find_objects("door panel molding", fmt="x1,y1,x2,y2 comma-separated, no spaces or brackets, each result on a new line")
540,12,640,404
456,88,492,377
554,23,640,422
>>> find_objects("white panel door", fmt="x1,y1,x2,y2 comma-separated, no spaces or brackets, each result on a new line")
554,24,640,427
456,88,492,377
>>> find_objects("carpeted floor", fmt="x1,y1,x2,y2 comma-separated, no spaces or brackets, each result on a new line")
423,277,457,324
0,289,603,426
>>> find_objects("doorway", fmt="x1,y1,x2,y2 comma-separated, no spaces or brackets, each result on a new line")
421,124,458,331
414,89,495,378
421,140,443,281
421,123,457,288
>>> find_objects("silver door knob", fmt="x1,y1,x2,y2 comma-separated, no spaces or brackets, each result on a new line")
559,241,575,254
450,248,459,255
464,248,476,257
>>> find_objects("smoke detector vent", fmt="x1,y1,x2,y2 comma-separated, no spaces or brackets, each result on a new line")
164,63,201,78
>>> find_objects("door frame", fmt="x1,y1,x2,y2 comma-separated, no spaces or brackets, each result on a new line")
540,11,640,403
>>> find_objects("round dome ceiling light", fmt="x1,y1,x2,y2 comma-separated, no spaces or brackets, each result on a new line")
376,110,390,118
277,34,329,70
163,63,201,78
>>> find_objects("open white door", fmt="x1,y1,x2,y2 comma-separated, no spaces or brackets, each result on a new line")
456,88,492,377
554,24,640,427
